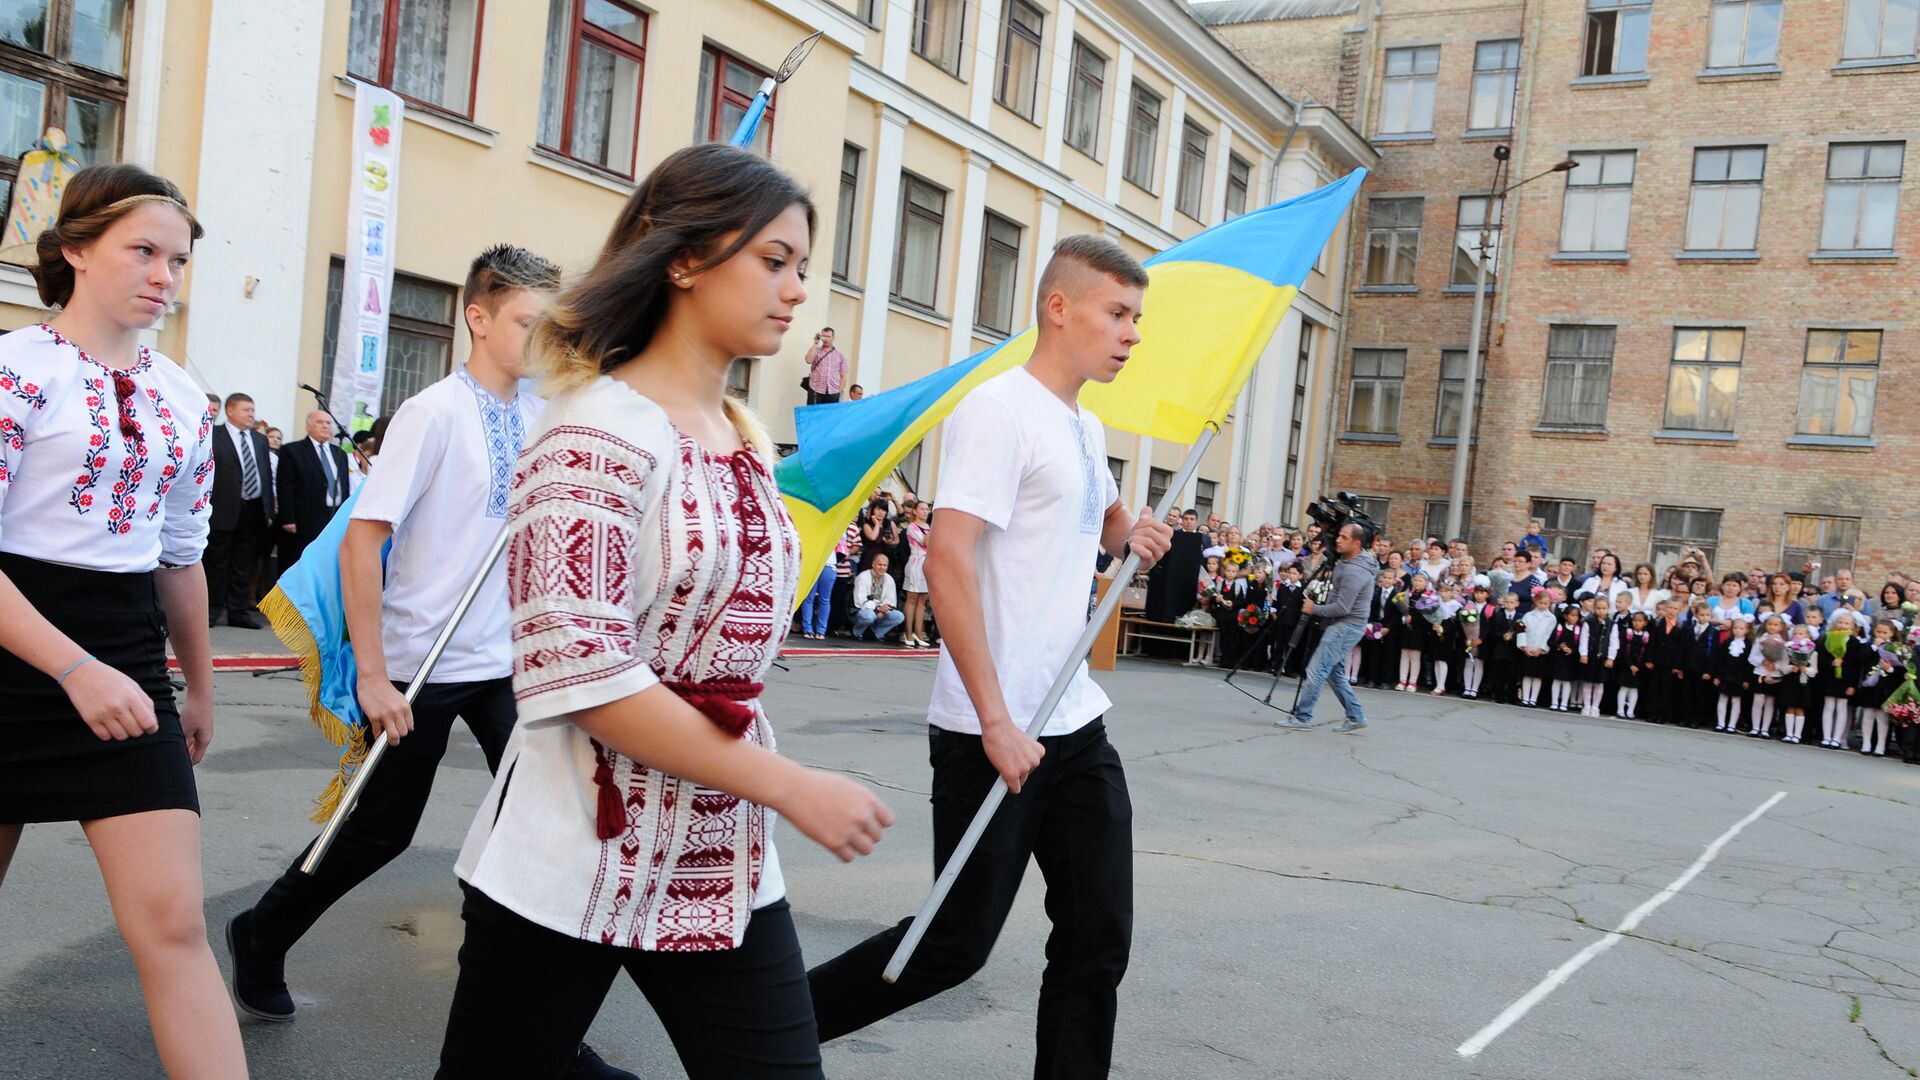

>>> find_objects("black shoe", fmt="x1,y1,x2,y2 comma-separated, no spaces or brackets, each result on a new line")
225,910,294,1021
208,609,226,627
227,613,265,629
564,1044,639,1080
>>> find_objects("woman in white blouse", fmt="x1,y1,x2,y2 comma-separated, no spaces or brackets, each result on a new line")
436,145,892,1079
1625,561,1671,616
0,166,245,1076
1576,551,1632,607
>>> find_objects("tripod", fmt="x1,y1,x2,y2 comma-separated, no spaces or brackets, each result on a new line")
1224,553,1336,715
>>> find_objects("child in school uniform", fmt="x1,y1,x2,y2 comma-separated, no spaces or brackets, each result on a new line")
1602,592,1634,716
1396,573,1434,692
1800,606,1829,745
1425,581,1464,696
1780,622,1819,744
1613,611,1653,719
1460,584,1494,699
1359,569,1399,688
1816,611,1872,748
1577,595,1609,717
1483,590,1521,703
1711,617,1755,734
1515,589,1557,708
1647,600,1690,724
1748,614,1790,739
1547,604,1586,713
1853,619,1905,757
1681,601,1722,729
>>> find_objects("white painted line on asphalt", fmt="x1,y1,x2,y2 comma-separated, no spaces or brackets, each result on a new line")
1456,790,1788,1058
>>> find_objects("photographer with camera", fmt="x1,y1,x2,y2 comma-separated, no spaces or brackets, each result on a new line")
1275,513,1380,733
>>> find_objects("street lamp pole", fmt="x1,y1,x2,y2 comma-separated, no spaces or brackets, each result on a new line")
1444,152,1580,543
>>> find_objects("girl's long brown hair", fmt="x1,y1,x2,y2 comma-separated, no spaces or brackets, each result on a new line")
533,143,816,453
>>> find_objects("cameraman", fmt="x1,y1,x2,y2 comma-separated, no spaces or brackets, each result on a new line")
1276,521,1379,733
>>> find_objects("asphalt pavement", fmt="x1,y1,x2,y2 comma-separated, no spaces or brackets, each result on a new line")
3,655,1917,1079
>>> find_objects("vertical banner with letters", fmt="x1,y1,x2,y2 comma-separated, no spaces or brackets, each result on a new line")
327,81,404,431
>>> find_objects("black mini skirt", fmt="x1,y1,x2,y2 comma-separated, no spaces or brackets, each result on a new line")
0,552,198,823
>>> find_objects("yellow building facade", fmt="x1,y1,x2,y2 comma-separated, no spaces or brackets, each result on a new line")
0,0,1373,529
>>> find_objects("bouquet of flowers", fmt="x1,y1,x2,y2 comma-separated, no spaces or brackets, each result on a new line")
1786,637,1817,682
1757,637,1787,678
1414,591,1445,626
1488,568,1513,596
1884,664,1919,726
1901,600,1918,622
1236,604,1266,632
1175,608,1217,630
1906,623,1920,649
1200,586,1223,609
1365,622,1389,641
1226,547,1253,569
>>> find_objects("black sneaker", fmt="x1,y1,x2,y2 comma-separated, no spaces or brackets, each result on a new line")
225,910,294,1021
564,1044,639,1080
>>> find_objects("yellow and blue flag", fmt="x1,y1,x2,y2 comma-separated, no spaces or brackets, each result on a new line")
259,489,373,821
776,168,1366,597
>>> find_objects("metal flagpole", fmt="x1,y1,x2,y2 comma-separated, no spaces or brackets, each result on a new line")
882,424,1218,983
728,32,822,148
298,525,508,875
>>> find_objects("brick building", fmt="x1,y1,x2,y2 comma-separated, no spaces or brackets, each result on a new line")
1200,0,1918,581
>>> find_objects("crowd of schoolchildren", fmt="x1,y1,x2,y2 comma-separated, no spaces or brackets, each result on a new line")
1189,516,1920,765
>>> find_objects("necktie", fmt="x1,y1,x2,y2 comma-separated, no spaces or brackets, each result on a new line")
318,440,338,506
237,429,261,501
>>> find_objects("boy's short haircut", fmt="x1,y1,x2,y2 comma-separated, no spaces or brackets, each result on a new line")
464,244,562,316
1034,234,1148,326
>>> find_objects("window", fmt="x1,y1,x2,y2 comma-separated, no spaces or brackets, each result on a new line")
696,47,774,156
1541,324,1615,429
1364,198,1422,285
1224,153,1252,219
1820,142,1904,251
1469,40,1518,131
1844,0,1919,60
1434,350,1486,439
1781,515,1859,576
1175,120,1209,220
537,0,646,175
1378,46,1438,135
1530,498,1594,566
1583,0,1651,76
1796,329,1881,437
1686,146,1764,251
348,0,483,117
1451,195,1502,286
725,357,752,401
0,0,130,206
1281,325,1312,524
1346,349,1406,435
320,259,458,417
1123,82,1161,190
996,0,1042,121
1559,150,1635,253
893,173,946,310
975,211,1021,334
1424,500,1471,540
833,143,861,282
1065,38,1104,158
914,0,965,77
1194,479,1217,520
1650,507,1722,572
1354,496,1392,530
1707,0,1781,68
1147,466,1173,510
1664,328,1743,432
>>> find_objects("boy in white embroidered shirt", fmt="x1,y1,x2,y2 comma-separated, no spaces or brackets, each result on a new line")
808,235,1173,1078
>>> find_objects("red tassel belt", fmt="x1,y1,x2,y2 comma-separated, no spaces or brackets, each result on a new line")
592,678,766,840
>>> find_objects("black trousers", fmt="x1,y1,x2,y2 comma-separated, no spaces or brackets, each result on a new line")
805,389,842,406
828,577,855,634
437,887,821,1080
205,510,267,617
808,720,1133,1080
244,677,516,957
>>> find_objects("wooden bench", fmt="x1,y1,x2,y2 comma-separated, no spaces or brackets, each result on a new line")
1118,614,1216,666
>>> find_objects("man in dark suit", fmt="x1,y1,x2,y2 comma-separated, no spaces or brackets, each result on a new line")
207,392,274,628
276,409,353,571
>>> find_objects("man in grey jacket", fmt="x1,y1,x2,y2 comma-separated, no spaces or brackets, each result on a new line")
1277,521,1380,732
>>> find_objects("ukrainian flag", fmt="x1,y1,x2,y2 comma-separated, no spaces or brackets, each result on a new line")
259,489,371,821
777,169,1366,597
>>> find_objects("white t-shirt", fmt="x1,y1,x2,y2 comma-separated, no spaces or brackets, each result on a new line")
351,369,542,684
929,367,1118,737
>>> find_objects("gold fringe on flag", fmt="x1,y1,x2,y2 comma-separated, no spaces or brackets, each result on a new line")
260,586,368,823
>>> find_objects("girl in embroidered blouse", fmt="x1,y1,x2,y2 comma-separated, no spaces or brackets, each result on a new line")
0,166,246,1076
437,144,893,1079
